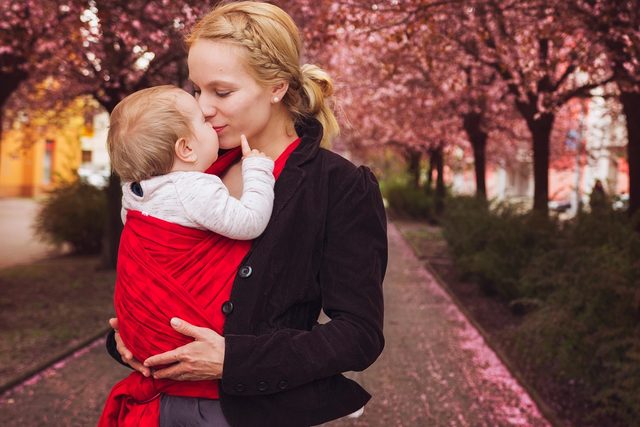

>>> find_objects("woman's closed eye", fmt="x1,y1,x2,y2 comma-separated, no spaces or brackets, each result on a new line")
215,90,232,98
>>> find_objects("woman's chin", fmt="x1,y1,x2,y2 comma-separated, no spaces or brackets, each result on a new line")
218,137,241,150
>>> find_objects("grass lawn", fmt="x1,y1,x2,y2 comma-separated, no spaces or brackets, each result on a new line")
0,256,115,387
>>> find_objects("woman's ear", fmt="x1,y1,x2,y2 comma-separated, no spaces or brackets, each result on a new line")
271,81,289,103
174,137,197,163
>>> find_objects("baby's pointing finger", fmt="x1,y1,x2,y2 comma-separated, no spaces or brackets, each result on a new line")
240,134,251,157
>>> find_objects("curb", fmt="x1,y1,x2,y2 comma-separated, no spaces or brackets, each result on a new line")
421,261,566,427
395,223,566,427
0,327,111,396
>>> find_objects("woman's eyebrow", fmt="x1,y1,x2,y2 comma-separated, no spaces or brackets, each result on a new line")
200,79,236,87
187,78,237,90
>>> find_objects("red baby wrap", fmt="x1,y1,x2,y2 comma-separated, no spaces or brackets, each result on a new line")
97,209,252,426
99,139,301,426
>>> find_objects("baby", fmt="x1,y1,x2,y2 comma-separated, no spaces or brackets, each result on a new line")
107,85,274,238
100,85,275,425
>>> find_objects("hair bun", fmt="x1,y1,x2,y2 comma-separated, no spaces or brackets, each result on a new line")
299,63,339,146
301,64,334,99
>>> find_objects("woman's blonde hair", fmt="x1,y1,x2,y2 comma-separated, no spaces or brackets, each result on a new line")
107,85,191,182
186,1,339,147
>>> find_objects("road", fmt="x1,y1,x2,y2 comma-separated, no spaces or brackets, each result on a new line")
0,198,67,269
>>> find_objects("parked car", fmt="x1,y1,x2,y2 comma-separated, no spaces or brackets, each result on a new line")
78,165,110,188
548,199,572,213
612,194,629,211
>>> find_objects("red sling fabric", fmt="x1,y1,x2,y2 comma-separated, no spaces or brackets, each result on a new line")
99,138,300,426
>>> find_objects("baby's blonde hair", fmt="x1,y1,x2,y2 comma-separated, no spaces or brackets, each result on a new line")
107,85,191,182
186,1,339,147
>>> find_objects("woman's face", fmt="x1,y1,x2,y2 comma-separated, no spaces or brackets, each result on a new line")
188,39,274,149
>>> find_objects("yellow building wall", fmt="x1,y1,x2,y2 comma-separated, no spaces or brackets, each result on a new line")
0,99,90,198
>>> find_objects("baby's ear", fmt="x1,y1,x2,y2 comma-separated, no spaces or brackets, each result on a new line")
174,137,197,163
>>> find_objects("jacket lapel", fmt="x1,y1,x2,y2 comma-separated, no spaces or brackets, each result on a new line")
270,117,323,219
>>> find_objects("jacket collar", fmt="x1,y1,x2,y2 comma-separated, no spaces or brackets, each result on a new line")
271,116,323,218
290,116,323,166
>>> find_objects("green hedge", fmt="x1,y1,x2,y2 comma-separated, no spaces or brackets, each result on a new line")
381,177,436,221
35,179,107,254
442,197,556,299
442,197,640,425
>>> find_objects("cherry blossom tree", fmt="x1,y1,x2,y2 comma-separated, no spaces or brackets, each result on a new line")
0,0,84,173
323,0,524,202
439,0,612,215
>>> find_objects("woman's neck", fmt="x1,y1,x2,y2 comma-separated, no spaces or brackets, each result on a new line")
249,112,299,160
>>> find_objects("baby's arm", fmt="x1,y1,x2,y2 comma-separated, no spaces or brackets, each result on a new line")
175,157,275,239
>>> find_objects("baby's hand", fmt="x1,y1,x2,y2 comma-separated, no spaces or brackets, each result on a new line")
241,134,270,159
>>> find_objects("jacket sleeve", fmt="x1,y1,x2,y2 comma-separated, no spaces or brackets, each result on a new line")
175,157,275,240
221,166,387,395
105,329,132,368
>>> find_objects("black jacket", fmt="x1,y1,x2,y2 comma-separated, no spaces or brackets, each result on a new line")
107,117,388,427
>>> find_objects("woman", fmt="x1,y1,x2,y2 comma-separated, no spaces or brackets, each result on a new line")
105,2,387,426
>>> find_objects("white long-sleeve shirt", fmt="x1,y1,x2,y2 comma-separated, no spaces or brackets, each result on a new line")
121,156,275,240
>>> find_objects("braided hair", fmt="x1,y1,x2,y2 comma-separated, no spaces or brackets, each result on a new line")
186,1,339,147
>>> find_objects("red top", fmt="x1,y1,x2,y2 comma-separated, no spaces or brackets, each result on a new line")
99,138,301,427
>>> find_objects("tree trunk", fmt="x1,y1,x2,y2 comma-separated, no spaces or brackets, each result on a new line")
97,96,122,270
406,148,422,189
425,151,435,194
462,112,487,200
528,113,555,216
620,91,640,220
100,172,123,269
434,144,445,214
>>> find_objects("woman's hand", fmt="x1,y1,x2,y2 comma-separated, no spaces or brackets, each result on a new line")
109,317,151,377
143,317,225,381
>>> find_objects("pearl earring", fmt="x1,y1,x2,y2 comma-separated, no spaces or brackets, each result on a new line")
273,96,279,103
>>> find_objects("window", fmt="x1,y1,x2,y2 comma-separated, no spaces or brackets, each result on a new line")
82,150,93,163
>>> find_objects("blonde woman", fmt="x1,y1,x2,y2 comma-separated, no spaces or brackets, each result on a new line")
105,2,387,426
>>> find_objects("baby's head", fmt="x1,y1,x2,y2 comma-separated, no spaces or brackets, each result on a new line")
107,85,219,182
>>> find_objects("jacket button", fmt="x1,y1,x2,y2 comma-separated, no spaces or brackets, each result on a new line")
233,383,246,393
257,380,269,392
221,301,234,315
238,265,252,278
277,380,288,390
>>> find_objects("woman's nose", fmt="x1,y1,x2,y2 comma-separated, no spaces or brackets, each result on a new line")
197,94,216,118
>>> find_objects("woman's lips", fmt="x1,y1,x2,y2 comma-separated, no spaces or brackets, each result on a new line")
213,125,226,134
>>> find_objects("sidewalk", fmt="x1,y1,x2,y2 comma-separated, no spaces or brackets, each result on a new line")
0,223,551,426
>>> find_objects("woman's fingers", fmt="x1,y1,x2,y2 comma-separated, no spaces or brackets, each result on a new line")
127,356,152,377
108,317,119,330
149,363,186,380
144,347,182,368
111,320,150,377
170,317,209,340
144,318,212,366
144,318,225,380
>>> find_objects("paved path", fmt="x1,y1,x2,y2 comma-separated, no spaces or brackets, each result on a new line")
0,198,67,269
0,224,550,426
